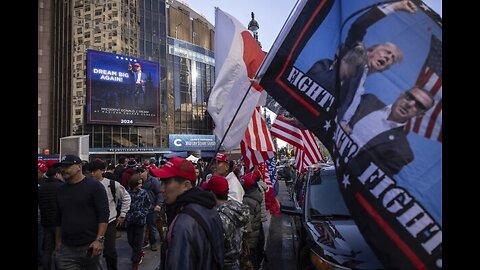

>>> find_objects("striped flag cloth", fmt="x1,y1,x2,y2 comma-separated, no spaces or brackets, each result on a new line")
270,116,303,148
300,129,324,168
240,107,276,169
405,35,442,142
271,116,323,172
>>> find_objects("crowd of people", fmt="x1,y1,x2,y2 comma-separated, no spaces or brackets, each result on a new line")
38,152,275,270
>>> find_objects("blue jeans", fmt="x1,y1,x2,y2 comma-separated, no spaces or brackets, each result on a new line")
146,212,160,246
55,243,101,270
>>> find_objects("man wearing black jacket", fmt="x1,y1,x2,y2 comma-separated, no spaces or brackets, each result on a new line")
38,167,64,270
151,157,224,270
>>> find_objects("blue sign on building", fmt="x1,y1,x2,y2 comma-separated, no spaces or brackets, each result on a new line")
169,134,218,151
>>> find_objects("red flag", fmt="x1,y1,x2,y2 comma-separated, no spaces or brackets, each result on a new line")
207,8,266,150
241,108,275,169
258,162,281,216
405,35,442,142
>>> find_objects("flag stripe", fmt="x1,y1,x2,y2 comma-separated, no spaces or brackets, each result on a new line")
271,117,304,148
302,130,323,163
271,127,304,148
406,36,442,143
425,99,442,138
241,108,275,169
429,76,442,97
355,193,427,270
412,115,423,133
271,117,322,171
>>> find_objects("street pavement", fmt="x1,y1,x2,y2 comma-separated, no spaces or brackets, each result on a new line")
39,180,296,270
264,179,297,270
111,229,161,270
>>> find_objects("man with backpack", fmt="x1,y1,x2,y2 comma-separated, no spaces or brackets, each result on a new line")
90,159,131,270
151,157,224,270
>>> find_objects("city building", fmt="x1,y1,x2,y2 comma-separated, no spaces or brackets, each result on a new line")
38,0,215,161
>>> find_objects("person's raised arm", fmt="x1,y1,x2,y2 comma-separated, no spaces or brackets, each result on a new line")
344,0,417,49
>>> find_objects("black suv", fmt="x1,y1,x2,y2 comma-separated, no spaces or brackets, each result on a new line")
281,166,383,270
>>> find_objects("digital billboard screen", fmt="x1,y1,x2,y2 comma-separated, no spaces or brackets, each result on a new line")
86,49,160,126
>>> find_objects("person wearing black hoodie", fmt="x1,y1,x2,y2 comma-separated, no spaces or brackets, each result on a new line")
38,166,64,270
150,157,224,270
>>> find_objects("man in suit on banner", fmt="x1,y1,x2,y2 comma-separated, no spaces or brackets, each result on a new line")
345,86,434,177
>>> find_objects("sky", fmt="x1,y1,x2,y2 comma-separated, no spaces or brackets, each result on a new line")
180,0,442,148
179,0,441,51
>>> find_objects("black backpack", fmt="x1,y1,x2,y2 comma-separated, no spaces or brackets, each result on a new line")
181,208,223,270
108,179,116,203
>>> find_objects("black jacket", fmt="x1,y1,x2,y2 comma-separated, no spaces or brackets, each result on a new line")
38,177,64,227
348,94,414,176
161,187,224,270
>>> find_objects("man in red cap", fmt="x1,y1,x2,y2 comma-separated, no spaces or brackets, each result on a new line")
204,175,249,270
240,171,264,269
38,160,48,185
127,62,147,108
150,157,224,270
214,152,245,203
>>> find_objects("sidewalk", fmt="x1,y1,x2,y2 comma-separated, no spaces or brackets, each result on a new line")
38,231,161,270
111,230,161,270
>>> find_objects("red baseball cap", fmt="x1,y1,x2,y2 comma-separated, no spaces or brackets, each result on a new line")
45,160,58,168
206,175,229,196
150,157,196,182
200,181,209,190
38,161,48,172
240,172,256,189
134,63,141,67
214,153,228,163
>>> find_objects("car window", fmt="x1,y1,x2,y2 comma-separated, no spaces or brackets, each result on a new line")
307,170,350,216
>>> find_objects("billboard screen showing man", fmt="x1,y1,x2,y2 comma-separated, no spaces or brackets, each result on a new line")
86,49,160,126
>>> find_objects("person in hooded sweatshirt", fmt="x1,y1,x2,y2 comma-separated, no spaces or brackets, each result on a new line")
150,157,224,270
240,170,264,270
203,175,249,270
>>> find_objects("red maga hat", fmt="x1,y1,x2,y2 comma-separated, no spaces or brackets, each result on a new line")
214,153,228,163
206,175,229,196
150,157,196,182
38,161,48,172
45,160,58,168
240,172,257,189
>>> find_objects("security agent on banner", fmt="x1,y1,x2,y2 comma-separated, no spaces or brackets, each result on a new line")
345,87,435,177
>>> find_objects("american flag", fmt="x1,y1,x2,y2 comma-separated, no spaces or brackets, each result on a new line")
240,107,276,169
271,116,324,172
270,116,304,148
405,35,442,142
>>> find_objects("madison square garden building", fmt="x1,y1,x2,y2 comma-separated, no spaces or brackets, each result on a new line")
38,0,215,158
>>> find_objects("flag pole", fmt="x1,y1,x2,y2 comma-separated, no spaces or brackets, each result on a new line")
205,80,256,174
